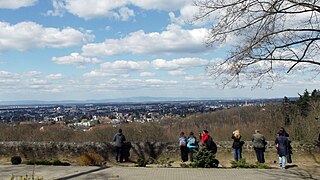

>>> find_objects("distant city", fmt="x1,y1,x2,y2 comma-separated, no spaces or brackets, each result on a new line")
0,98,288,128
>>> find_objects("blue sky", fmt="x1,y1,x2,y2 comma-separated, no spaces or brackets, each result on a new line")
0,0,318,101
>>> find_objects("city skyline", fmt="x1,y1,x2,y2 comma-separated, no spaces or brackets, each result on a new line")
0,0,319,101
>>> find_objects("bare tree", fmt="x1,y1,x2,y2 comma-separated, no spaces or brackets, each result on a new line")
193,0,320,88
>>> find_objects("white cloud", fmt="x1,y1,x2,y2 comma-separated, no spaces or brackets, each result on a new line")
47,0,189,19
140,72,155,77
30,79,47,85
52,53,100,65
0,71,18,78
168,70,186,76
24,71,42,77
45,0,65,17
0,21,94,52
118,7,135,21
130,0,189,11
82,24,210,56
0,0,37,9
152,57,209,70
100,60,150,70
145,79,178,86
60,0,131,20
46,74,64,80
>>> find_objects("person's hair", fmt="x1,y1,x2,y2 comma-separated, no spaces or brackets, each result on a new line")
234,130,240,138
180,132,185,136
203,130,208,134
255,129,260,133
189,132,194,136
118,129,122,133
278,129,285,136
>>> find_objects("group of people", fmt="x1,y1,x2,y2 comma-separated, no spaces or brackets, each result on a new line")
115,127,293,169
179,130,217,162
232,127,292,169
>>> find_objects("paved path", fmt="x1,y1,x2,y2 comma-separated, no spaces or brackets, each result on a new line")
1,165,319,180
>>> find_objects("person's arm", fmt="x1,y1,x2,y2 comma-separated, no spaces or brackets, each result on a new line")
122,135,126,142
231,134,235,139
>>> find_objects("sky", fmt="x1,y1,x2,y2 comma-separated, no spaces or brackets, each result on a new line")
0,0,319,101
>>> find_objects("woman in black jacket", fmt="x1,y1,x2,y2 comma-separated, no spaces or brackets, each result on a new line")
232,130,243,161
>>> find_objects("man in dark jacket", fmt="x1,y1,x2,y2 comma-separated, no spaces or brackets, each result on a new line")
252,130,266,163
113,129,126,162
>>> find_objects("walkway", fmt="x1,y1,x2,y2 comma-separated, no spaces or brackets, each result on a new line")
1,164,319,180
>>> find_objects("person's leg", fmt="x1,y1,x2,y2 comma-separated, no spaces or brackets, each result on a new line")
279,156,282,166
261,150,265,163
119,147,124,162
234,149,238,161
115,147,120,162
183,147,189,162
239,148,242,159
180,147,184,162
257,148,263,163
281,155,286,169
254,148,260,162
189,149,194,162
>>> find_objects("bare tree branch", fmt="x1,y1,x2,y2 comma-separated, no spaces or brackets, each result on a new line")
194,0,320,88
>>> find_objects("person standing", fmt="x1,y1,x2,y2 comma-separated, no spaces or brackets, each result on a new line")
113,129,126,163
187,132,199,162
252,130,266,163
275,129,289,170
179,132,188,162
232,130,243,161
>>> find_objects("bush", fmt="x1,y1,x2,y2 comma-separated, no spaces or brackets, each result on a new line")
193,147,219,168
52,160,71,166
27,160,52,165
231,158,271,169
11,156,22,165
78,151,104,166
180,162,197,168
154,154,174,167
136,158,147,167
27,159,70,166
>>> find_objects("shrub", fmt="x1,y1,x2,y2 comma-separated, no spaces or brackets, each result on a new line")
154,154,174,167
193,147,219,168
52,160,71,166
231,158,271,169
78,151,104,166
26,159,70,166
231,158,255,168
136,158,147,167
11,156,22,165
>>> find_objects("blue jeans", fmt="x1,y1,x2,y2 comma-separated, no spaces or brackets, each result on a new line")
233,148,242,161
280,156,286,169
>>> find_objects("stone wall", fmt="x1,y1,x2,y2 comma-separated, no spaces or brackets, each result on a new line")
0,141,319,164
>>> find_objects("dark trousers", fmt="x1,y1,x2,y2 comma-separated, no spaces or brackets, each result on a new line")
189,148,197,162
180,146,188,162
233,148,242,161
254,147,265,163
115,146,123,162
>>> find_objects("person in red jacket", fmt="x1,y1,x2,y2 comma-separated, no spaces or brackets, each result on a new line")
199,130,210,145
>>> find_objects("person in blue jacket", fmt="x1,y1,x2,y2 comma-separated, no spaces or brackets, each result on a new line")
179,132,188,162
187,132,199,162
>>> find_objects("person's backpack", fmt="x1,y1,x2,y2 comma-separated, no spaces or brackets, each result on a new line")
187,137,198,148
205,136,217,154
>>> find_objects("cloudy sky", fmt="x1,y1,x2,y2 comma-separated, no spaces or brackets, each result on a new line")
0,0,318,101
